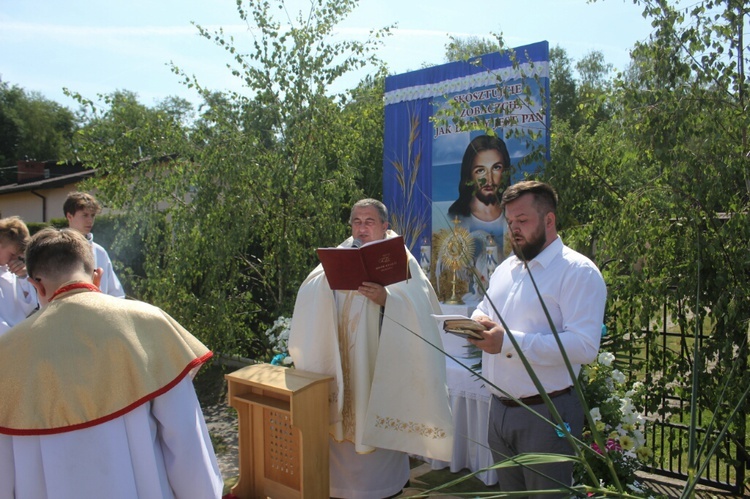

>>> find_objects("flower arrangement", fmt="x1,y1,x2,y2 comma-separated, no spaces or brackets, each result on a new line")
575,351,652,492
264,316,294,367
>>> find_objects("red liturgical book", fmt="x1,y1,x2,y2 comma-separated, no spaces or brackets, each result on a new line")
317,236,410,290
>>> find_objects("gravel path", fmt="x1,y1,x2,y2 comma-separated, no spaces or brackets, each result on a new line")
195,361,240,485
203,399,239,482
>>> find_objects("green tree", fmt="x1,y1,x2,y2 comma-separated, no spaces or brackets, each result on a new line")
444,34,501,62
0,80,76,170
576,50,613,91
548,45,580,127
0,82,24,169
71,90,191,161
547,0,749,490
70,0,391,357
338,72,387,197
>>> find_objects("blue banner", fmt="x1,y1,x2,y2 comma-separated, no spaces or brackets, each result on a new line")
383,41,550,302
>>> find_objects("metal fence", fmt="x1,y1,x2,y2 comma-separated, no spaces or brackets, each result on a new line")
620,299,748,494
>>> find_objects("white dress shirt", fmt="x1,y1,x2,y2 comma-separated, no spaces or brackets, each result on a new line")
472,236,606,399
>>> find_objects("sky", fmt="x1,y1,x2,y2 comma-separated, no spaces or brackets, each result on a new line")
0,0,655,111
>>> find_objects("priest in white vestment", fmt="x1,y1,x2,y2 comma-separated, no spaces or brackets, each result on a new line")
289,199,453,499
0,228,223,499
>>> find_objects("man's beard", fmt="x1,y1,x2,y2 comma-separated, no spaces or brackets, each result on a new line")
512,224,547,261
475,189,498,206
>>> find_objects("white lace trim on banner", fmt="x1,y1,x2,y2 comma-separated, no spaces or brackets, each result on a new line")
384,61,548,106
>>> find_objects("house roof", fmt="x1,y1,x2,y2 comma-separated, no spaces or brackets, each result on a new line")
0,169,95,195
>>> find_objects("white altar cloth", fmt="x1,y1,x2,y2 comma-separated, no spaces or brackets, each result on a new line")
424,321,498,487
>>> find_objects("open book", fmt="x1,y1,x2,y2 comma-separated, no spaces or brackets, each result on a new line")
432,314,486,340
316,236,410,290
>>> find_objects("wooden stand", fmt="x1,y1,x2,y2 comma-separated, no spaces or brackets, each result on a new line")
225,363,332,499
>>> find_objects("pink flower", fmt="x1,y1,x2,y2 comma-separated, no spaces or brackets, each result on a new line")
592,439,623,455
606,439,622,452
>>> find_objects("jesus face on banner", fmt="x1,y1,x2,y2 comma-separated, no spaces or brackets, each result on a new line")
435,134,511,302
472,149,507,206
469,143,510,209
449,135,512,223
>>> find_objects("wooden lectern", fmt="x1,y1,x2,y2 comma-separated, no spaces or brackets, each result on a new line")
225,363,332,499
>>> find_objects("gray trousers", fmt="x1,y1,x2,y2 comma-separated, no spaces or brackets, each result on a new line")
487,391,583,499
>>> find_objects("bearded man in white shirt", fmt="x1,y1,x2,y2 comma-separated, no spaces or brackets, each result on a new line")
469,181,606,498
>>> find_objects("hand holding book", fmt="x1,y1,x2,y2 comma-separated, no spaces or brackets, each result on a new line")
432,314,487,340
317,236,410,290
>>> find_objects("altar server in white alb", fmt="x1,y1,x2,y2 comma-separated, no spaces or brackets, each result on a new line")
64,191,125,298
289,198,454,499
0,216,37,336
0,228,223,499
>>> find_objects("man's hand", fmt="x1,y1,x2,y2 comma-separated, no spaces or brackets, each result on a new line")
7,258,27,278
468,315,505,354
358,282,386,307
93,267,103,289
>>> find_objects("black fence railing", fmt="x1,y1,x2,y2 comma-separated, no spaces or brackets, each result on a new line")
623,299,748,494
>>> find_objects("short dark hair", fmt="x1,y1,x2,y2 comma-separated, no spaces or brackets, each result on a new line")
501,180,558,215
448,135,511,217
26,228,95,281
63,192,101,216
349,198,388,224
0,216,30,252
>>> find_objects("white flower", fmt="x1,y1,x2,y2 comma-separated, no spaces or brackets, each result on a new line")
590,407,602,421
633,429,646,447
621,410,638,425
265,315,294,362
611,369,626,384
282,355,294,366
598,351,615,366
622,398,637,413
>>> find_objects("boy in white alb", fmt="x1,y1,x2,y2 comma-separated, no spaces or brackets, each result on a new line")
64,191,125,298
0,216,37,335
0,228,223,498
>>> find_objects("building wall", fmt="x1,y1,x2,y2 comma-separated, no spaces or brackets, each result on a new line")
0,183,82,223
